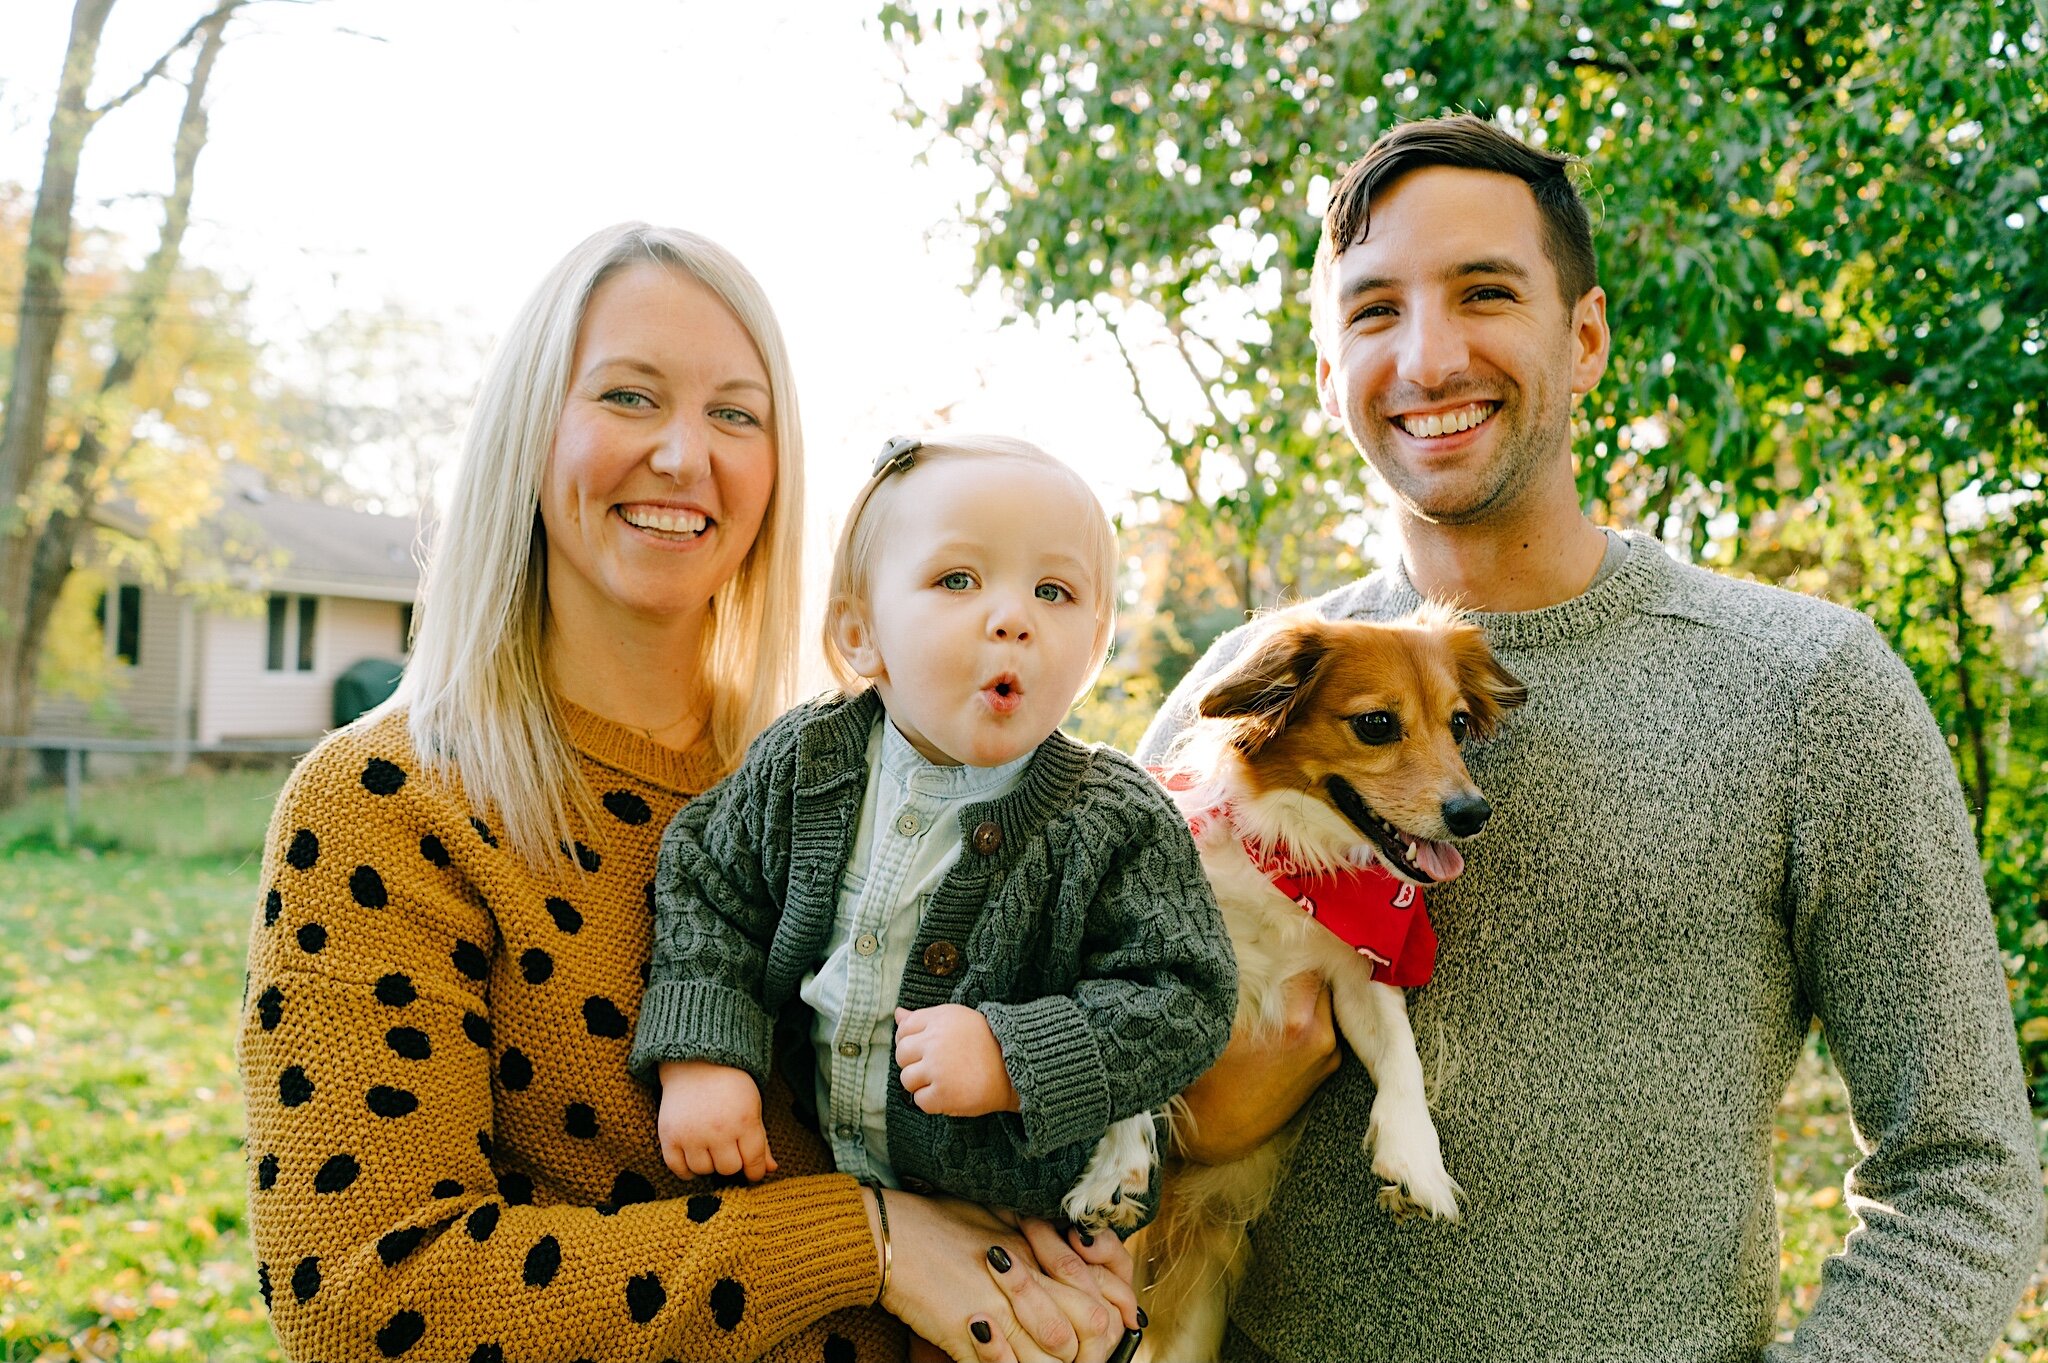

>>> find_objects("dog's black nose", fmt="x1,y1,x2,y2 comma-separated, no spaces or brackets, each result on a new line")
1442,793,1492,837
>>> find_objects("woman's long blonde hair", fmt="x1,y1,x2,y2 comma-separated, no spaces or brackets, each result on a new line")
394,223,804,863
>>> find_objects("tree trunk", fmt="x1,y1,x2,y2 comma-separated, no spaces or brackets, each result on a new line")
0,0,118,802
0,0,241,804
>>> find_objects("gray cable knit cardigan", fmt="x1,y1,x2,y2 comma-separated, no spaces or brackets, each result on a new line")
631,687,1238,1218
1139,533,2043,1363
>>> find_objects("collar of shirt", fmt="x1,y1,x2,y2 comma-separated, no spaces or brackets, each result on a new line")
880,715,1039,798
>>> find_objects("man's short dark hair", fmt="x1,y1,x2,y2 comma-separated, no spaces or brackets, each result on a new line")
1316,114,1598,311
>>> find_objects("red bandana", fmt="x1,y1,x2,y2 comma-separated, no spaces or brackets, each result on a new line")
1161,772,1436,987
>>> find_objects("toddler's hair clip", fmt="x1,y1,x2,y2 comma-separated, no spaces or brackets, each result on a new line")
873,435,922,478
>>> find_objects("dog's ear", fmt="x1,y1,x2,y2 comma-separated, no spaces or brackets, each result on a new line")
1197,621,1329,753
1447,623,1528,739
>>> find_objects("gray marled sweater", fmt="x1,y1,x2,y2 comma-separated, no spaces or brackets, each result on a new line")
632,687,1237,1218
1138,532,2043,1363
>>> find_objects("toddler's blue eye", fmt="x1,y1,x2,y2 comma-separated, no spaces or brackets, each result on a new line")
939,571,975,591
1035,583,1071,603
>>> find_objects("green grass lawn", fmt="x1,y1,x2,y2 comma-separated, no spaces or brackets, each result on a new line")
1,773,2043,1361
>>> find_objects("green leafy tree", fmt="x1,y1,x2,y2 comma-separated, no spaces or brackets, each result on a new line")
887,0,2048,1097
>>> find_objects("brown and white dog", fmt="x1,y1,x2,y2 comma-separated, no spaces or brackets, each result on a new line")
1134,604,1527,1362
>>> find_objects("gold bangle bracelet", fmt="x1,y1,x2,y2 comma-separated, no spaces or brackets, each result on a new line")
870,1183,893,1307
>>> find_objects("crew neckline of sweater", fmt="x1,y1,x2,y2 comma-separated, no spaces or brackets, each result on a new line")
1376,529,1672,649
556,695,728,795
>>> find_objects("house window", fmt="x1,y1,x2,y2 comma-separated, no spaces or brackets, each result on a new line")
96,584,143,666
266,594,319,673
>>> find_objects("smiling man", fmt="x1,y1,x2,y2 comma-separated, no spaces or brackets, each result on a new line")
1139,115,2042,1363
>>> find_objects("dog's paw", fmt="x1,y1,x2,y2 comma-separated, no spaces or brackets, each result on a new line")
1364,1100,1463,1222
1062,1114,1156,1234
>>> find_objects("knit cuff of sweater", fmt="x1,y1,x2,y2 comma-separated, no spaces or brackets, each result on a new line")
980,997,1111,1157
627,980,775,1083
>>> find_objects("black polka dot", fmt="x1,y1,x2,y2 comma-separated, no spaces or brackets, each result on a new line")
462,1012,493,1048
451,940,489,980
430,1178,463,1199
626,1271,666,1323
477,1130,494,1159
351,865,389,909
373,973,417,1007
824,1334,857,1363
362,758,408,795
610,1170,656,1207
582,996,629,1038
560,839,601,872
419,833,450,866
296,923,328,954
604,790,653,825
257,985,284,1031
470,816,498,848
469,1346,505,1363
519,948,554,984
465,1202,500,1242
564,1102,599,1139
278,1066,313,1107
377,1226,425,1266
386,1026,431,1060
545,897,583,934
685,1193,720,1223
709,1277,746,1330
263,888,282,926
499,1049,533,1090
314,1153,360,1194
256,1153,279,1191
257,1261,272,1308
522,1235,562,1288
375,1308,426,1357
367,1085,420,1119
498,1171,534,1205
291,1255,321,1302
286,828,319,870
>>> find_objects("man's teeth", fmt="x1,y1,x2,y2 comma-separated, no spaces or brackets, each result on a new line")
1396,402,1495,438
621,507,707,535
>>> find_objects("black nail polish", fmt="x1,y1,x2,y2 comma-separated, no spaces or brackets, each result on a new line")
1077,1228,1095,1246
971,1320,993,1344
987,1245,1013,1273
1138,1308,1149,1328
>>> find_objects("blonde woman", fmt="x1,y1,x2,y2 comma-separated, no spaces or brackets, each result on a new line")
239,224,1136,1363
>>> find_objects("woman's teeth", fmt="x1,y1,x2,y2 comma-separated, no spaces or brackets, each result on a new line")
1395,402,1496,438
620,507,708,537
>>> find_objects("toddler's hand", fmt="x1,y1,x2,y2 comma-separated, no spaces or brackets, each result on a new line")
894,1004,1020,1118
656,1060,778,1182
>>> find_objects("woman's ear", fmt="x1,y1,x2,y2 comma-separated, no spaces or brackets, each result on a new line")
828,600,886,680
1198,620,1328,754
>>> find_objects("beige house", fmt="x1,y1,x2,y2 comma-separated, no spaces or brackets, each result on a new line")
30,473,420,755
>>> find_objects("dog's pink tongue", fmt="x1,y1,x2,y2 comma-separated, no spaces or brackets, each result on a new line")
1410,839,1465,883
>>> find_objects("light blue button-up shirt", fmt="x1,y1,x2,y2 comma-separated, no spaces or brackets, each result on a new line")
797,716,1033,1185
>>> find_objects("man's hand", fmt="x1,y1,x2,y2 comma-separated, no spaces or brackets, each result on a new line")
656,1059,778,1181
895,1004,1021,1117
1175,970,1339,1165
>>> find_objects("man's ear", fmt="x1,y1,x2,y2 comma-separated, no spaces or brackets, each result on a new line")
1198,619,1329,754
827,599,885,680
1316,351,1342,420
1569,285,1610,396
1446,623,1528,740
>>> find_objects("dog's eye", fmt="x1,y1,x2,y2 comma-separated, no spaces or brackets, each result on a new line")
1450,712,1470,743
1349,711,1401,746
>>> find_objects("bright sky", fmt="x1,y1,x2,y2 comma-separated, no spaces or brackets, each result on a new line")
0,0,1175,533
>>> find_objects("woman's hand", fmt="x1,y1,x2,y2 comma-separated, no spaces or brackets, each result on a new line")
876,1192,1134,1363
1173,969,1338,1165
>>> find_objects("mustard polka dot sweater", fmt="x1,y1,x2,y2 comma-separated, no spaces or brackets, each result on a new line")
239,705,899,1363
